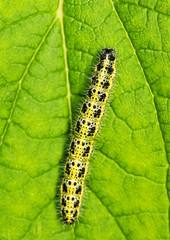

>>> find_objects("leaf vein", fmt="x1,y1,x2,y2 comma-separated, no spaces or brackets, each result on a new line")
110,1,170,233
87,186,127,240
0,15,58,148
0,11,52,33
57,0,72,128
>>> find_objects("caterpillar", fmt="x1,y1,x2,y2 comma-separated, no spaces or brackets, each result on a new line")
60,48,116,224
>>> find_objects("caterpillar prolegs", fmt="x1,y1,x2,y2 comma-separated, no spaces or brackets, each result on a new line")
60,48,116,224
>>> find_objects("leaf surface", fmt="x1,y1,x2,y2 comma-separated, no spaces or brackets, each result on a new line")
0,0,169,239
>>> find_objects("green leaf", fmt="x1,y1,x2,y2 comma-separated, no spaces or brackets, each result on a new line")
0,0,169,239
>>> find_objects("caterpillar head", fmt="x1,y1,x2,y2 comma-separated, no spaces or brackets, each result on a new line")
100,48,116,61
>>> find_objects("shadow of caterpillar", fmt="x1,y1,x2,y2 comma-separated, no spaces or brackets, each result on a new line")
60,48,116,224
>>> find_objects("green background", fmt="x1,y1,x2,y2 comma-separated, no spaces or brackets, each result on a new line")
0,0,169,239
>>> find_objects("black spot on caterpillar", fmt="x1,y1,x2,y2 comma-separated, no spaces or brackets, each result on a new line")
60,48,116,224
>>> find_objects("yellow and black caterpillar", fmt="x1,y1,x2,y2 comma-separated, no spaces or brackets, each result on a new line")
60,48,116,224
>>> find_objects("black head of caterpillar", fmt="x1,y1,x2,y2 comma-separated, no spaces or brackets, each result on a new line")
60,48,116,225
100,48,116,61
